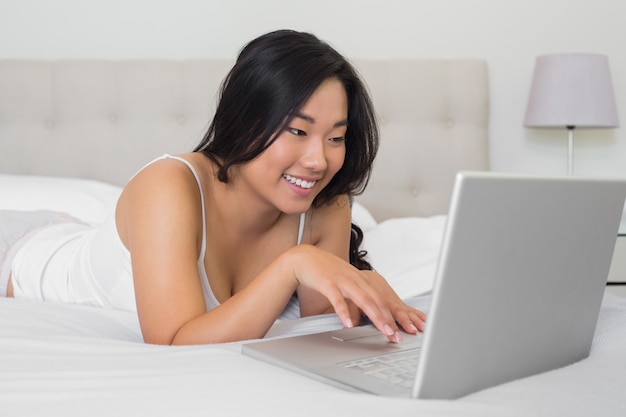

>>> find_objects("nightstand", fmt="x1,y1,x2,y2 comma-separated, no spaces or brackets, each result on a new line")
607,234,626,297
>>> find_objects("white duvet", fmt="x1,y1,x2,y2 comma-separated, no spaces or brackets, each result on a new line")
1,174,626,417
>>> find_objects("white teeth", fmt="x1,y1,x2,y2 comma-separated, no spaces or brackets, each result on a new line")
283,174,316,189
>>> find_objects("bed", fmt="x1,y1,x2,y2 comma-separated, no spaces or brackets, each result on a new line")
1,59,625,416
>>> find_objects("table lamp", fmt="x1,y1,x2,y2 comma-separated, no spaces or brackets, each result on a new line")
524,53,619,175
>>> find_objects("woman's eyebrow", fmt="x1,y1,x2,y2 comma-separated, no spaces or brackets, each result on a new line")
294,112,348,127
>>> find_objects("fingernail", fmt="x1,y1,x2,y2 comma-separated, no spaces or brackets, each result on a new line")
409,323,418,333
394,332,403,344
345,318,354,328
384,324,394,336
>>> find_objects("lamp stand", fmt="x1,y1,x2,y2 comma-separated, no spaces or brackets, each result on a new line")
567,125,575,176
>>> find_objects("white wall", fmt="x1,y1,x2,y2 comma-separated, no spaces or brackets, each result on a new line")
1,0,625,177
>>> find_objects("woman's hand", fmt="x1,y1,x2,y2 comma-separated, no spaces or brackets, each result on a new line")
286,244,426,343
357,270,426,335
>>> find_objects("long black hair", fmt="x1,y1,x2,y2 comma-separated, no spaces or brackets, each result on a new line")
195,30,378,270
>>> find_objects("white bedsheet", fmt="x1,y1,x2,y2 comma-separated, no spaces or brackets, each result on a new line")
1,292,625,416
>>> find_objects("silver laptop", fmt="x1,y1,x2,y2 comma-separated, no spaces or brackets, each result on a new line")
242,171,626,399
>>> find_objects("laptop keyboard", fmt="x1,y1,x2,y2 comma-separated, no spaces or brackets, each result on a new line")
338,348,421,388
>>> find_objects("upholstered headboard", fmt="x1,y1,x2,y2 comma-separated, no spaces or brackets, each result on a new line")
355,61,489,219
0,59,489,220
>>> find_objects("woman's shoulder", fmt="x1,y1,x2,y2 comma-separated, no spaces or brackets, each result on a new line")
124,153,208,195
115,154,207,247
305,194,351,244
117,154,209,220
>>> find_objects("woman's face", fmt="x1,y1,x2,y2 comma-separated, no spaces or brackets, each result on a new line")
237,77,348,214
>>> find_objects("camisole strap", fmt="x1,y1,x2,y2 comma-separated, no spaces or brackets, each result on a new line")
297,212,305,245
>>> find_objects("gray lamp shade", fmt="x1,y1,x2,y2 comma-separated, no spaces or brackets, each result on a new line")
524,54,619,128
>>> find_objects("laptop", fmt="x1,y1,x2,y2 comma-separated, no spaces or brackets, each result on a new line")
242,171,626,399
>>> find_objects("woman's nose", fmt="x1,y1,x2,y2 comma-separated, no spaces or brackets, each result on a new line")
301,138,328,172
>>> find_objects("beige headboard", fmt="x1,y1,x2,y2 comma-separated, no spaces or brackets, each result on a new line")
0,59,489,220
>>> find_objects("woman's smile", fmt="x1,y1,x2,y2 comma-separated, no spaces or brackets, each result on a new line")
282,174,317,190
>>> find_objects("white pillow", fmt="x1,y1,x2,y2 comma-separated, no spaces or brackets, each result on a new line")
0,174,122,224
362,215,447,298
350,202,445,297
351,202,377,231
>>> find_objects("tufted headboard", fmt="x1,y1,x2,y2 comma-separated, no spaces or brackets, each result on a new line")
0,59,489,220
355,60,489,219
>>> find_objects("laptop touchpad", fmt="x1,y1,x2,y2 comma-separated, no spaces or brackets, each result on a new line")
330,326,384,342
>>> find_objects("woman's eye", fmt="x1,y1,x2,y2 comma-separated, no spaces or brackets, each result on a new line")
329,136,346,143
288,127,306,136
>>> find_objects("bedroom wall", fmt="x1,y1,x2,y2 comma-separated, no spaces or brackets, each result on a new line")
1,0,625,178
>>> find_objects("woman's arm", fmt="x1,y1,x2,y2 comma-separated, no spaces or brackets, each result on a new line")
171,243,420,345
296,195,425,336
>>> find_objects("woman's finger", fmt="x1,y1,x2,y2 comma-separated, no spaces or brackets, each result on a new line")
394,308,426,334
394,310,419,334
323,288,356,329
351,293,402,343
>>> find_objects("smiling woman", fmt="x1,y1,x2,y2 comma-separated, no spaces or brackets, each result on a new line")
2,29,426,346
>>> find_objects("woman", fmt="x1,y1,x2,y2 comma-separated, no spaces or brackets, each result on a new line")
3,30,426,345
